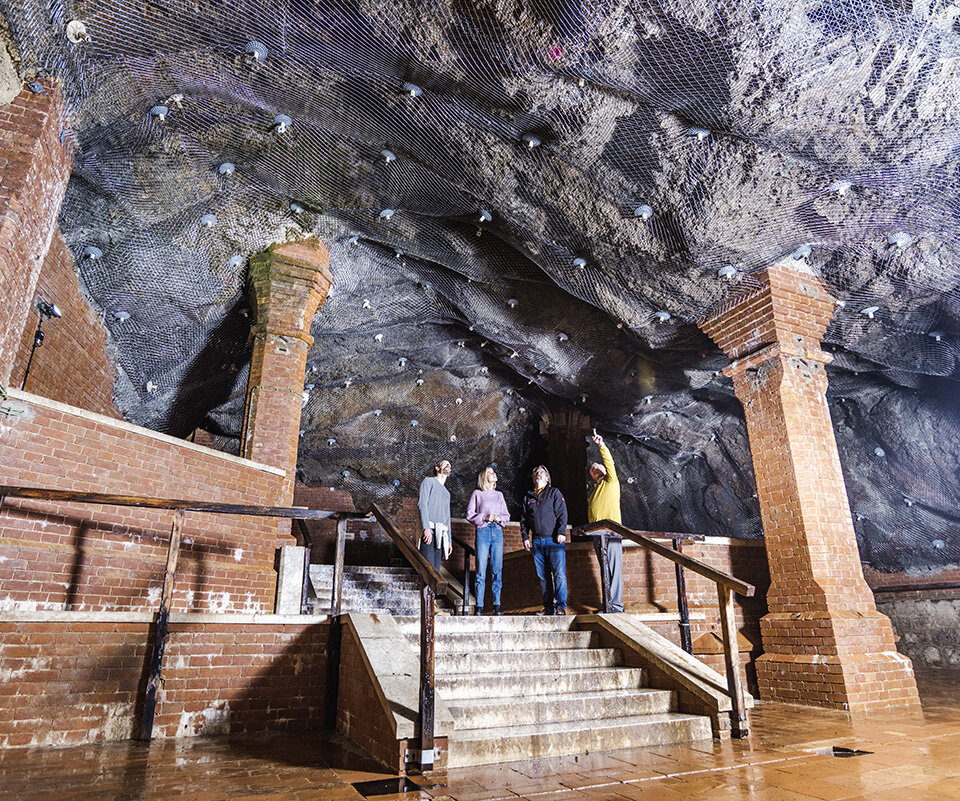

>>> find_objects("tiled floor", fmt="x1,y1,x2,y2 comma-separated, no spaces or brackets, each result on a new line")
1,669,958,801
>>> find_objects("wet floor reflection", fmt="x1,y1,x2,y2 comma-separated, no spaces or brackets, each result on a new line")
1,668,958,801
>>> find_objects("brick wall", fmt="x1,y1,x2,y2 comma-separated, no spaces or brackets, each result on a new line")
0,81,74,385
8,230,119,418
0,614,329,748
0,391,286,614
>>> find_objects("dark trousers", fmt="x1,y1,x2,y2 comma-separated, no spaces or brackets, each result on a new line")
418,537,442,571
532,538,567,613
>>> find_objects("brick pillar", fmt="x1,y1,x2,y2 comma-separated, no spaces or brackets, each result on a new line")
542,405,590,526
700,263,920,713
0,81,73,383
242,238,332,506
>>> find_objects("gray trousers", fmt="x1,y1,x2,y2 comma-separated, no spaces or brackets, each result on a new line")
592,535,624,612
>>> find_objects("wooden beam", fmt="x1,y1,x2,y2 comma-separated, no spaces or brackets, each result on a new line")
138,509,184,741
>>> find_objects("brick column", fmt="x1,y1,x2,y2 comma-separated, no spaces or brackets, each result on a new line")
242,238,331,506
700,263,920,713
542,405,590,526
0,81,73,383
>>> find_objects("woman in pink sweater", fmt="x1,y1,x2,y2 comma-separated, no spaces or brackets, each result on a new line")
466,467,510,615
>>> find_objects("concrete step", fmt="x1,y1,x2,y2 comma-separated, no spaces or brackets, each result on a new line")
429,615,579,632
447,687,676,729
447,712,712,768
436,647,621,674
430,630,596,653
437,666,644,701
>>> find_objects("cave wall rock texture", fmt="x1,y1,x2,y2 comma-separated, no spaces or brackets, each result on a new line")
3,0,960,574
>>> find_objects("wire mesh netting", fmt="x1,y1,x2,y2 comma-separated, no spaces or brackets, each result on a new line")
3,0,960,572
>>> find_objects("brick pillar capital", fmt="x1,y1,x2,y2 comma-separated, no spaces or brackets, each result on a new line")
248,237,332,346
701,263,837,368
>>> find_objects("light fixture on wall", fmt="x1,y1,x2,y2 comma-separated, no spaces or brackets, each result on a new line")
21,300,63,391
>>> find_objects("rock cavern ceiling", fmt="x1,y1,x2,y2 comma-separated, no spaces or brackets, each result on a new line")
4,0,960,573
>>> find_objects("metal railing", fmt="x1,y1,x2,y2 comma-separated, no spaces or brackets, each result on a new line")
576,519,755,738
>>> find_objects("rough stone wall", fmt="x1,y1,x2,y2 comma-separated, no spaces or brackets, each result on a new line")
0,80,71,384
877,595,960,669
0,616,329,748
0,392,285,614
9,230,119,418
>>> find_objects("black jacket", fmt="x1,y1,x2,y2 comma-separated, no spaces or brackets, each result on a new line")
520,485,568,542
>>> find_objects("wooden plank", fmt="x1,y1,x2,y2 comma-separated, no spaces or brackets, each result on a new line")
673,537,693,654
418,581,436,770
461,546,471,616
579,519,755,596
718,585,749,738
332,519,347,617
598,532,611,614
0,484,369,521
138,509,184,741
300,545,312,615
325,616,342,730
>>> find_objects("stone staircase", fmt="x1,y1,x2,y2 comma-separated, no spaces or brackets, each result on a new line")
307,564,422,615
396,615,712,767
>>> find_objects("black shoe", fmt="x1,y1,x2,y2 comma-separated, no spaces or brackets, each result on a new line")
493,605,502,616
473,606,483,616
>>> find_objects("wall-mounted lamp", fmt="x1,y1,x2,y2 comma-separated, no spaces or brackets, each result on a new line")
21,300,63,390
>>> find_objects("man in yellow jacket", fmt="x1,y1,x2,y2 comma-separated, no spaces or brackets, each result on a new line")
587,431,624,612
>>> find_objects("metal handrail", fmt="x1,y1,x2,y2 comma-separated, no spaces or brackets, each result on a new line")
577,519,754,738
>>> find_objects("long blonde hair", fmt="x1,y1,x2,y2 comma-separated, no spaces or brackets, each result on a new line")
478,467,497,491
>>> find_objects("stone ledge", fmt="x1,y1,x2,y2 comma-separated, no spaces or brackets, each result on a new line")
6,388,286,478
0,610,329,625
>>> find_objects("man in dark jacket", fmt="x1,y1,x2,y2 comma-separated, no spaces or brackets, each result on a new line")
520,465,569,615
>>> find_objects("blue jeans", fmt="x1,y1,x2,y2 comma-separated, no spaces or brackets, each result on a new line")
532,538,567,613
474,524,503,608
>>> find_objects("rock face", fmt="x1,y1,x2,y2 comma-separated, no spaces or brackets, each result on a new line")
2,0,960,573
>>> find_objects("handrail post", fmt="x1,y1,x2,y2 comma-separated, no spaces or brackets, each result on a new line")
298,519,313,615
599,532,611,613
138,508,185,741
717,584,748,738
418,580,436,770
331,518,347,617
461,546,470,616
673,537,693,654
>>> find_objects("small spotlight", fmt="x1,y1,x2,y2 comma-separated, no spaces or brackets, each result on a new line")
245,41,268,62
402,82,423,97
273,114,292,134
381,149,396,163
522,134,541,149
37,300,62,319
